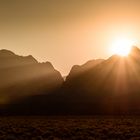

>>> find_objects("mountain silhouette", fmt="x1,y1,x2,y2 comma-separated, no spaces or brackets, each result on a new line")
60,46,140,115
0,49,63,105
66,59,104,81
2,47,140,115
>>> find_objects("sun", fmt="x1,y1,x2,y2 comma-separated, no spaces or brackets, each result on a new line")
110,37,135,56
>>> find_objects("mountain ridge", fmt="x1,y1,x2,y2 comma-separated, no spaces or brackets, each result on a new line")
1,47,140,115
0,49,64,105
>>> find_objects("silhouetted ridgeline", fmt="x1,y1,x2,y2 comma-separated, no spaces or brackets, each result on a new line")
1,47,140,115
0,50,63,104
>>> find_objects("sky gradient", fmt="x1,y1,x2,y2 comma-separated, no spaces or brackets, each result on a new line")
0,0,140,75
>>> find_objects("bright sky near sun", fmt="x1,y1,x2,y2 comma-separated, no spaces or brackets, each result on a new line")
0,0,140,75
110,36,136,56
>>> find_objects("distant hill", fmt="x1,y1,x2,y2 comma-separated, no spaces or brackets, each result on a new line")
0,49,63,104
66,59,104,81
2,47,140,115
61,46,140,115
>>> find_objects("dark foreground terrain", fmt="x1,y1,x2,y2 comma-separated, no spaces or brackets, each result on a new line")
0,117,140,140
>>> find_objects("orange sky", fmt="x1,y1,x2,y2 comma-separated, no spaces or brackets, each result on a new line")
0,0,140,75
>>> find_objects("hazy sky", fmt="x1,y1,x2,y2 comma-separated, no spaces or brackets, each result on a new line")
0,0,140,75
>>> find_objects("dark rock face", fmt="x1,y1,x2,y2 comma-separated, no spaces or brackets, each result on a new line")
2,47,140,115
66,59,104,81
60,46,140,115
0,49,63,104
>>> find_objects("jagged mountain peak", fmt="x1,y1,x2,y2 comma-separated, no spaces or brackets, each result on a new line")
0,49,15,57
24,55,38,63
131,46,140,52
129,46,140,57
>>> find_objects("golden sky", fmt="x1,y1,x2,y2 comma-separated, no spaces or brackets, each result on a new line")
0,0,140,75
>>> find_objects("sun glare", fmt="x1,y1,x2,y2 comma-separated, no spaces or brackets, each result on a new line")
111,37,135,56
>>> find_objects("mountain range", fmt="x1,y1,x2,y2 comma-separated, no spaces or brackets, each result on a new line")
1,47,140,115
